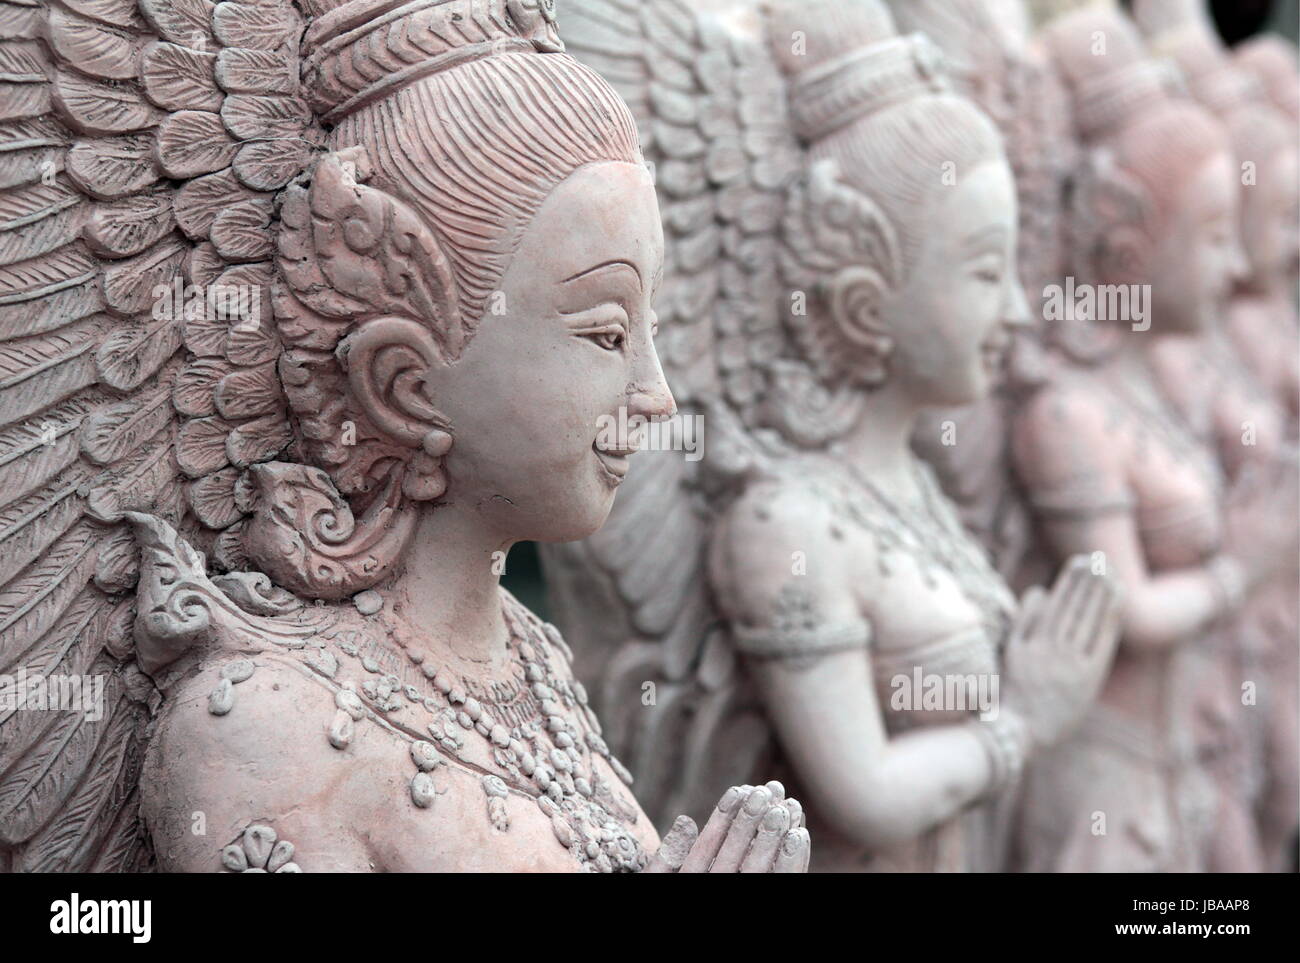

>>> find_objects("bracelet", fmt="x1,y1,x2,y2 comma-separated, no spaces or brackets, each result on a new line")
969,709,1030,797
1207,555,1247,617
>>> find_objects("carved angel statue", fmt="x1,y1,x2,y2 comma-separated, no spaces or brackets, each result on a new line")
0,0,811,873
1130,0,1299,873
1010,5,1299,872
542,0,1122,873
886,0,1080,593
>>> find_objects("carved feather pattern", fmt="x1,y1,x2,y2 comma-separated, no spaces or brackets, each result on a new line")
141,41,221,111
18,688,145,872
176,414,234,478
0,587,102,736
0,0,243,874
95,313,183,391
92,524,140,592
139,0,216,50
212,1,296,51
0,3,43,41
233,137,311,191
214,361,278,420
80,384,174,465
0,80,51,123
0,315,103,423
0,177,80,229
84,431,176,523
184,240,224,285
52,71,162,136
0,39,49,80
225,410,291,467
63,0,149,33
215,46,296,94
0,464,88,587
210,198,272,262
0,661,126,846
26,712,148,872
0,520,98,653
0,195,84,263
83,187,175,258
172,357,228,416
187,465,243,528
100,235,186,315
65,134,159,199
46,7,141,82
0,242,96,298
181,309,227,357
174,168,258,240
0,395,92,504
156,110,238,179
220,93,309,140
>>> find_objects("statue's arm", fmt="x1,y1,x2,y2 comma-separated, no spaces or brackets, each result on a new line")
1012,386,1231,652
708,483,996,851
140,658,377,873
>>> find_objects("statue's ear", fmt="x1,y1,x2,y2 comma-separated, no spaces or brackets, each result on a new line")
827,265,894,385
1094,225,1149,286
339,316,449,448
1073,148,1155,287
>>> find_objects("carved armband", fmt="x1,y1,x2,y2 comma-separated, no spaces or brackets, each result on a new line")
730,585,872,666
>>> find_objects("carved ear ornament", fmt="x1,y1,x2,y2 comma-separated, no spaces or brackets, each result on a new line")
779,160,902,389
1068,146,1157,283
787,34,950,142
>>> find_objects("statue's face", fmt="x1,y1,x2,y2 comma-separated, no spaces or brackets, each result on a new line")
423,161,673,543
1241,145,1300,290
880,158,1028,406
1149,150,1244,334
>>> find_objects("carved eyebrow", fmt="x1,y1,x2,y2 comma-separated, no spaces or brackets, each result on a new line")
961,225,1008,254
562,260,642,285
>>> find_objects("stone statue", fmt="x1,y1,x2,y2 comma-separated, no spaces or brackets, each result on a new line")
0,0,811,874
885,0,1077,595
544,0,1122,873
1011,5,1298,872
1133,0,1300,872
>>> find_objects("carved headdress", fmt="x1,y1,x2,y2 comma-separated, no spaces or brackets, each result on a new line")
1040,6,1228,291
0,0,636,871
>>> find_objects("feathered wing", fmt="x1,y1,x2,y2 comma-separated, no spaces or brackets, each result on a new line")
0,0,308,872
539,0,802,829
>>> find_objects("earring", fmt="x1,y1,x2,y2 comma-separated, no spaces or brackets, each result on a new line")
402,427,453,501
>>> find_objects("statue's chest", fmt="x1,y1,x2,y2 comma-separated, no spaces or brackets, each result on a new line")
285,606,651,872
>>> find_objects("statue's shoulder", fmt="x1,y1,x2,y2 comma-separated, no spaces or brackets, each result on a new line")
141,651,389,871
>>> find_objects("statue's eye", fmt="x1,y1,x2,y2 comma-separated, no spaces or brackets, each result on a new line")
586,326,627,351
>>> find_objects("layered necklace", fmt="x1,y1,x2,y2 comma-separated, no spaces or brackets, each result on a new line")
300,590,647,872
829,454,1015,645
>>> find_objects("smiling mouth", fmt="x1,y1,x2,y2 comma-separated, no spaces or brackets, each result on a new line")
980,337,1010,371
593,442,632,485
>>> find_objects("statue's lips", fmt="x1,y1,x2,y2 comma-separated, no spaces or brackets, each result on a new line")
593,442,632,479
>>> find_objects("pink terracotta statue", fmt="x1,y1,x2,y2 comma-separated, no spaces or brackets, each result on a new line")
1133,0,1300,873
544,0,1122,873
1011,6,1298,872
0,0,811,873
887,0,1079,597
